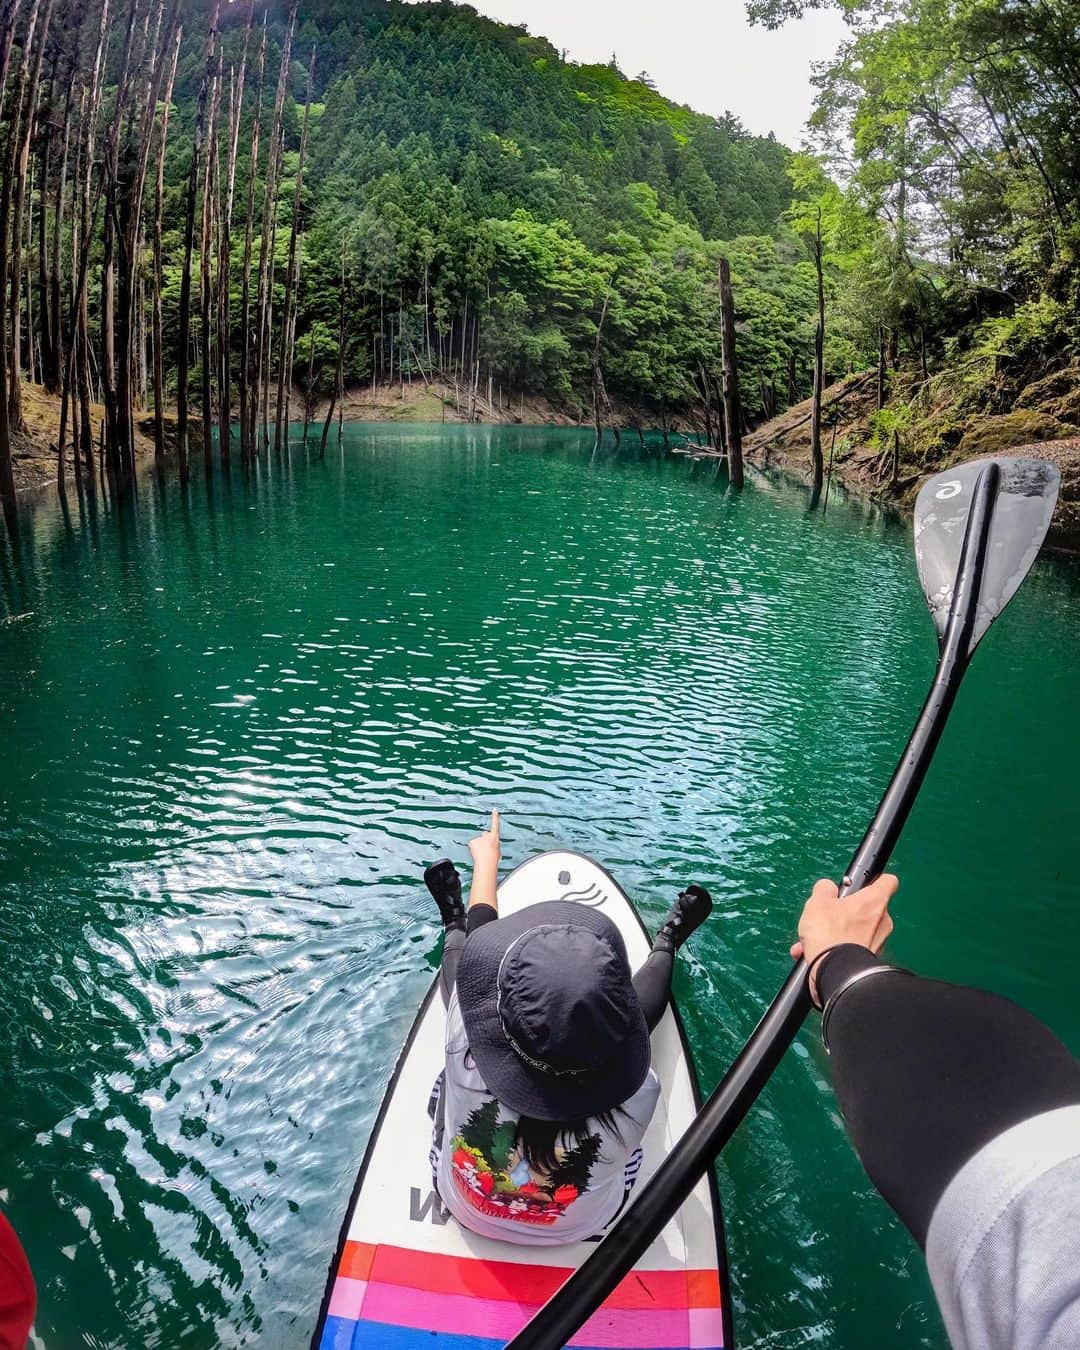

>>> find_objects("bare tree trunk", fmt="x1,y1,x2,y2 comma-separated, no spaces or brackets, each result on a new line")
319,382,337,458
274,44,314,451
334,234,346,445
1,0,43,507
809,212,825,500
177,1,220,483
48,52,74,399
36,65,55,390
218,0,253,468
24,153,34,385
7,0,54,432
0,0,20,116
200,48,222,473
251,1,296,456
136,269,147,406
717,255,744,490
261,166,279,450
302,332,315,441
113,0,179,495
99,0,142,494
320,244,346,461
151,24,181,472
239,17,267,467
283,248,301,432
591,286,615,450
62,0,109,497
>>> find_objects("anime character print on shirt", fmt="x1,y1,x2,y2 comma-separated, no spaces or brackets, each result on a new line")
450,1097,602,1226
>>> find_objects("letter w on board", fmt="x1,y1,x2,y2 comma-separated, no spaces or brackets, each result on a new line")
410,1187,449,1225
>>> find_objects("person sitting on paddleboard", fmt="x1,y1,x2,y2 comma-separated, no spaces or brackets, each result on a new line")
424,809,712,1246
797,875,1080,1350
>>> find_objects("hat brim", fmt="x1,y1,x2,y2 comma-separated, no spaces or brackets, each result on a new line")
455,900,652,1121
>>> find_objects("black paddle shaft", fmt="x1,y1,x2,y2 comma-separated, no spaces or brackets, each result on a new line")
506,464,1000,1350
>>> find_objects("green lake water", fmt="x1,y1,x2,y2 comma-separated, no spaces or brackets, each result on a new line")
2,425,1079,1349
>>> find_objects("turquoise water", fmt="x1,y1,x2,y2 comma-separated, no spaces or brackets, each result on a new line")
1,425,1078,1348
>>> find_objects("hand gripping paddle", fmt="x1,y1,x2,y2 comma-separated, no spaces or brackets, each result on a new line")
506,454,1061,1350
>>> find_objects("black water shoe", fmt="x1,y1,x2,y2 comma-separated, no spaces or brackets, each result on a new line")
425,858,465,929
654,884,712,953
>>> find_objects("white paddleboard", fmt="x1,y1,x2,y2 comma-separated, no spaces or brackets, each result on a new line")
312,850,733,1349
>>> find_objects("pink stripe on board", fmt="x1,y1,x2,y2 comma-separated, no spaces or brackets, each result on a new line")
360,1281,691,1349
328,1276,368,1322
689,1306,726,1348
569,1303,691,1350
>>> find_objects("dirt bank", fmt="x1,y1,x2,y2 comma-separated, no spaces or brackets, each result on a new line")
8,377,691,498
5,382,189,495
746,370,1080,555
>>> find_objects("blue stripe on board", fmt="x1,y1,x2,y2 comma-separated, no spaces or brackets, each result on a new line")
318,1316,722,1350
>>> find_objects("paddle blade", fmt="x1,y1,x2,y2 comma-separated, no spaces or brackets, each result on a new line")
914,455,1060,652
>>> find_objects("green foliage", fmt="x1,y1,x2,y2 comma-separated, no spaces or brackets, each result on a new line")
971,298,1067,368
769,0,1080,374
154,0,819,421
869,401,914,451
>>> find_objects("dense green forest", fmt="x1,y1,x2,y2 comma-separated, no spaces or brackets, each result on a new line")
0,0,817,508
754,0,1080,509
0,0,1078,516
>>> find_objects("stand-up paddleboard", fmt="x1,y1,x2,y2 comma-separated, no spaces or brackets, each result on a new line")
312,850,734,1350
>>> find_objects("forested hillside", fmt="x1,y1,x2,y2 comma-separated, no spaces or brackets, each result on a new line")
0,0,831,508
1,0,1078,521
283,0,799,420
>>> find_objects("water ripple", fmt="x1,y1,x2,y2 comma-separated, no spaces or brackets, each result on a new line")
2,426,1079,1348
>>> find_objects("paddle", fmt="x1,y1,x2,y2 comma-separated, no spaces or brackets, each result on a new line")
506,453,1060,1350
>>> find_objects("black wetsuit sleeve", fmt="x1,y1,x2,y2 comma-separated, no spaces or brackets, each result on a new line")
816,944,1080,1246
466,903,497,933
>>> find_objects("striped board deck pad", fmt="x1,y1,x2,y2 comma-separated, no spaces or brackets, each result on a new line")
311,850,733,1350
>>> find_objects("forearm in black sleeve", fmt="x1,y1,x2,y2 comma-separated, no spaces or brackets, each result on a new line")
817,944,1080,1246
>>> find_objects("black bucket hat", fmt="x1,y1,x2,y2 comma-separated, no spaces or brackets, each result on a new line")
455,900,651,1121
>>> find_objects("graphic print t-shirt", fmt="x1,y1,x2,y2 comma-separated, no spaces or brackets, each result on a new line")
437,990,660,1246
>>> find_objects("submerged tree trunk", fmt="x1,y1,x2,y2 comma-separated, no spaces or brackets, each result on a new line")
200,49,222,473
330,234,346,451
274,44,314,451
809,211,825,501
8,0,55,432
239,17,267,468
177,1,220,483
48,58,75,400
218,0,253,467
114,0,180,496
36,68,55,392
0,0,44,508
152,26,181,472
99,0,142,495
252,2,296,456
591,286,615,450
65,0,110,496
302,333,315,441
319,383,337,458
717,255,744,490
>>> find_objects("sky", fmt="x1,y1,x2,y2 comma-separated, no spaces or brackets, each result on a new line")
442,0,850,147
